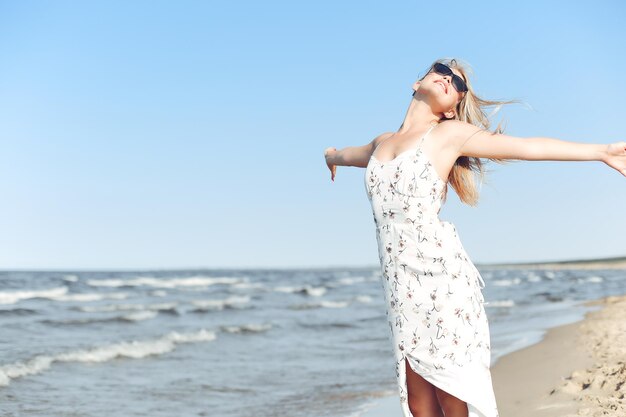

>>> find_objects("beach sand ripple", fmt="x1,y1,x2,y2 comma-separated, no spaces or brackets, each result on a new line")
549,295,626,416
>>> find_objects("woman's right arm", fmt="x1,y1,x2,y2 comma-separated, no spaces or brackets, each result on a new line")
324,133,391,181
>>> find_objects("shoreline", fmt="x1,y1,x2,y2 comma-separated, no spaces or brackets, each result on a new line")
357,292,626,417
477,260,626,270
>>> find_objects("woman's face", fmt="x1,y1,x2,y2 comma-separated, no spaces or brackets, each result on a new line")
413,64,466,117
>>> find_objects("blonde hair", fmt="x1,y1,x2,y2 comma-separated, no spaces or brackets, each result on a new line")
420,57,526,206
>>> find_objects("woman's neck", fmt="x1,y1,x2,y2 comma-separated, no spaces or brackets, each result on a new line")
398,96,440,134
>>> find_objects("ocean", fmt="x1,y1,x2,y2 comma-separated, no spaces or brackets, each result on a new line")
0,266,623,416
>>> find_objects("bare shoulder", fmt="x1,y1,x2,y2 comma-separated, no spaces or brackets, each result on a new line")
437,120,492,152
440,119,531,160
372,131,394,147
437,120,484,143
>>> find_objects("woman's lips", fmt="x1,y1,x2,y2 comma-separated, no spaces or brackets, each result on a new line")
435,80,447,93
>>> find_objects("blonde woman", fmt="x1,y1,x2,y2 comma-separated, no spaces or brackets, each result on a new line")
323,58,626,417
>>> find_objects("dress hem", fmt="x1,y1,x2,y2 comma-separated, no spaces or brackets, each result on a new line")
401,352,499,417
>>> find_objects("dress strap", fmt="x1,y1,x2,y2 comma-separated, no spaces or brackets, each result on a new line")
419,124,437,145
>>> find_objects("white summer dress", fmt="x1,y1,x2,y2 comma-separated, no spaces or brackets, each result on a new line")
364,123,499,417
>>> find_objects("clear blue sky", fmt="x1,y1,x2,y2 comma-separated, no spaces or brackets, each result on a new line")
0,1,624,270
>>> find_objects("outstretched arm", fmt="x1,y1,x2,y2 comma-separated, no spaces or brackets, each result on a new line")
449,120,626,177
323,133,389,181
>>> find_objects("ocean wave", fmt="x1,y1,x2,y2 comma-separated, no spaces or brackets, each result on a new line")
0,307,38,316
323,275,383,288
75,302,178,314
50,292,129,302
42,310,159,326
298,321,357,329
354,295,373,303
325,276,369,288
220,323,273,333
486,299,516,308
289,300,350,310
0,328,217,387
86,276,243,289
118,311,159,321
534,292,564,302
0,287,68,305
0,287,129,305
190,296,251,312
274,285,327,297
289,295,372,310
231,282,266,290
492,278,522,287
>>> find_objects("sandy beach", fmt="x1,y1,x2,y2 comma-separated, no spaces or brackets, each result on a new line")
360,292,626,417
477,257,626,271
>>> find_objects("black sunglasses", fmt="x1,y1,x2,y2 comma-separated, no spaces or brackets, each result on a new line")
430,62,468,93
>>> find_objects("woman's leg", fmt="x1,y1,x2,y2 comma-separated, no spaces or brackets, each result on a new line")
405,357,444,417
434,383,469,417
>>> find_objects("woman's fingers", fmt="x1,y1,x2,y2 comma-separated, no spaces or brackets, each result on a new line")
605,142,626,177
324,147,337,182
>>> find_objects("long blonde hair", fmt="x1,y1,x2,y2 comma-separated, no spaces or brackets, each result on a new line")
420,57,526,206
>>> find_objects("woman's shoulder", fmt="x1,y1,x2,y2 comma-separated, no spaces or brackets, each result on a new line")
371,131,394,148
437,119,468,133
436,120,486,147
438,119,484,136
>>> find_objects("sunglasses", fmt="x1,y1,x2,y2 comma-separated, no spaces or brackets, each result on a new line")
430,62,468,93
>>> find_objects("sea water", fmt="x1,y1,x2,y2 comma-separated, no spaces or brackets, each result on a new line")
0,267,623,416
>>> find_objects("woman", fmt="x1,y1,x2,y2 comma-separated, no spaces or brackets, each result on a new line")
323,58,626,417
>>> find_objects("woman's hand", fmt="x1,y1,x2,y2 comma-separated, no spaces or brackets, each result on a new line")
604,142,626,177
324,147,337,181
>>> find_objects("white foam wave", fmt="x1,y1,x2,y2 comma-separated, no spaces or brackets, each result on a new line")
46,310,159,325
0,287,68,305
231,282,265,290
86,276,242,289
43,311,159,326
492,278,522,287
274,285,327,297
0,329,217,387
0,287,129,305
354,295,373,303
290,300,350,309
190,296,251,311
326,276,369,288
338,277,367,285
486,299,516,308
51,292,129,302
527,273,542,282
221,323,273,333
121,311,158,321
77,302,178,313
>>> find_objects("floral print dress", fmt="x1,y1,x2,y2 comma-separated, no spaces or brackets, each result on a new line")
364,124,499,417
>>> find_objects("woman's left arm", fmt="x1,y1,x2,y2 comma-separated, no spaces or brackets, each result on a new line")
504,136,625,177
526,136,609,162
449,120,626,177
